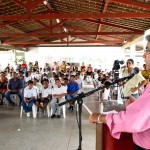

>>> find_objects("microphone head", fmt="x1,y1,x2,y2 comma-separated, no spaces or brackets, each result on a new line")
132,67,139,74
119,60,124,65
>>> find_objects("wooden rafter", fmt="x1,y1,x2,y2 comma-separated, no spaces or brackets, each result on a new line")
96,0,110,40
0,13,150,21
3,41,122,45
0,31,143,38
83,19,144,32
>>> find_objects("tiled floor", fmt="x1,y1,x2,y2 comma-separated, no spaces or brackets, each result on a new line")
0,85,101,150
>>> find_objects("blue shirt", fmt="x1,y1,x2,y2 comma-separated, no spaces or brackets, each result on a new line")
8,78,23,90
67,81,79,94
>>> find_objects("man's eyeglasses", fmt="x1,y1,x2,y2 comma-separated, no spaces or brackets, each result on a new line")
144,48,150,53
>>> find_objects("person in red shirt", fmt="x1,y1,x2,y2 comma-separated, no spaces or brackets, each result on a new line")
21,61,27,73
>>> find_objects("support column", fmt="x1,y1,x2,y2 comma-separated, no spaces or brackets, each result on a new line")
12,49,16,62
130,44,136,58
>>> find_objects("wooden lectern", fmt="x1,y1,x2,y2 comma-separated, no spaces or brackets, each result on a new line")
96,100,135,150
96,123,135,150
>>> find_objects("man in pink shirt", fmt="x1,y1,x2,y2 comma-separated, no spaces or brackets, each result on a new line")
89,34,150,150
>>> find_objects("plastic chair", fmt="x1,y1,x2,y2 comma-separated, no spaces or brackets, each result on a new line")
3,94,20,106
50,104,66,118
39,102,50,118
20,103,38,118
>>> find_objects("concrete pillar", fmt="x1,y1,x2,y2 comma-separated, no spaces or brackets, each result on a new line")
130,44,136,58
12,50,16,62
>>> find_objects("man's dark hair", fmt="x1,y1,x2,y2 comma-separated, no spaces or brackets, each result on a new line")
55,78,60,82
63,78,68,81
19,70,23,74
146,35,150,42
54,75,59,79
127,59,134,64
28,80,33,85
43,78,49,83
70,75,75,78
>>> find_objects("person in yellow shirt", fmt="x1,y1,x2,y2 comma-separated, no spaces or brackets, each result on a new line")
141,64,150,85
60,61,66,72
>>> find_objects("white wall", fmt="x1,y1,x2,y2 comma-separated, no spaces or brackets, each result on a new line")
0,51,12,70
25,46,124,71
25,47,39,64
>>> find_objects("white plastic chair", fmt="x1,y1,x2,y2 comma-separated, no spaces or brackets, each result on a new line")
50,104,66,118
86,76,92,84
39,102,50,118
3,94,20,106
20,103,38,118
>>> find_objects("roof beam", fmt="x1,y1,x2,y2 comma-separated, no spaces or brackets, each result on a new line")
0,31,144,38
96,0,110,39
3,41,121,45
51,20,67,29
72,35,122,43
0,12,150,20
83,19,144,32
36,20,67,30
110,0,150,10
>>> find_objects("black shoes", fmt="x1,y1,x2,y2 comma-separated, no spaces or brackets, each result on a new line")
69,106,74,111
68,105,72,110
51,114,56,119
55,115,60,118
51,114,61,119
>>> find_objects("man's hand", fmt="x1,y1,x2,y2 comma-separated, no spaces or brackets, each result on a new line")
89,113,100,124
8,89,11,92
126,95,136,106
11,90,17,93
24,99,29,103
69,93,73,96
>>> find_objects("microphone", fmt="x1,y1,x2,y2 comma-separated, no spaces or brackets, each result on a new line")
131,67,140,74
126,67,139,82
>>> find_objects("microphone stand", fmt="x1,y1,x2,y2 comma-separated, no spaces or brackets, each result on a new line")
59,75,131,150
